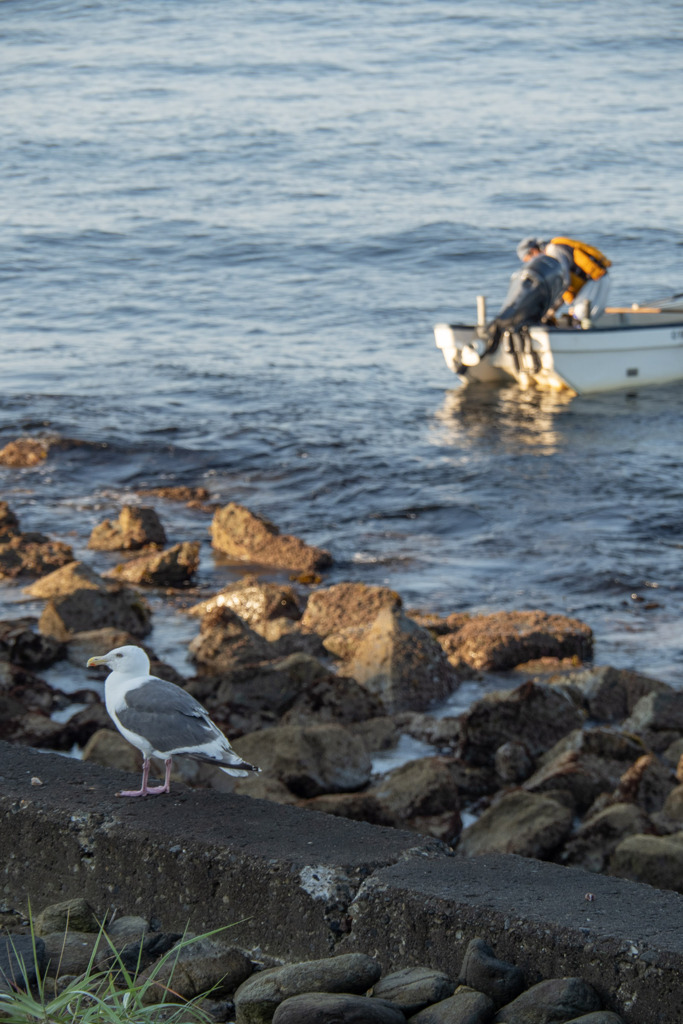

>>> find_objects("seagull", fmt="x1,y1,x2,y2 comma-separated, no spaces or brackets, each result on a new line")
86,644,260,797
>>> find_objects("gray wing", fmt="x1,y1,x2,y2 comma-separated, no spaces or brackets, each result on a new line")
117,678,222,755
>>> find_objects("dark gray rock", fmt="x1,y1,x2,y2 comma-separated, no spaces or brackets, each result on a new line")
273,992,406,1024
0,933,47,991
373,966,456,1015
458,938,524,1009
493,977,601,1024
140,937,253,1003
234,953,381,1024
564,1014,624,1024
408,985,494,1023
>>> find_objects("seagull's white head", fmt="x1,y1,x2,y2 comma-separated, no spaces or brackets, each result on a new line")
87,645,151,676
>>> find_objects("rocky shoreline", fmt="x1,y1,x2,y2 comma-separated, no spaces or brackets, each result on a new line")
2,435,683,900
0,896,624,1023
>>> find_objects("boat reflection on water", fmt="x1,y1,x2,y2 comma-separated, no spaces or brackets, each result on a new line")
432,382,575,456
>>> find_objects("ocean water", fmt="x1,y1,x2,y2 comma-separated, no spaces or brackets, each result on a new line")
1,0,682,688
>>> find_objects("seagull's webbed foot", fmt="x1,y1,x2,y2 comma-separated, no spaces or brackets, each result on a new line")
115,757,172,798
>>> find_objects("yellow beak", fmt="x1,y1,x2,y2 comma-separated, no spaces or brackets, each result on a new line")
87,655,106,667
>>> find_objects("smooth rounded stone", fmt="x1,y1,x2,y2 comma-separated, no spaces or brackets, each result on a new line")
564,1014,625,1024
459,938,524,1009
234,953,381,1024
42,931,99,977
1,934,47,991
105,914,150,942
373,967,456,1015
139,937,253,1003
457,790,573,859
408,984,494,1024
35,897,100,936
492,977,601,1024
609,832,683,892
272,992,406,1024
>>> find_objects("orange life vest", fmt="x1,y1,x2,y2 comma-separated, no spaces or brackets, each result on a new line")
550,237,612,304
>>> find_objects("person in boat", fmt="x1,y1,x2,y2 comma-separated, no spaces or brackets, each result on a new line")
516,236,611,326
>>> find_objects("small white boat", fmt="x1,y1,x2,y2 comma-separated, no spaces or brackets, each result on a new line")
434,253,683,396
435,303,683,396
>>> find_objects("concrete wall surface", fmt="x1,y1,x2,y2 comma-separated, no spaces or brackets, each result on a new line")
1,741,682,1023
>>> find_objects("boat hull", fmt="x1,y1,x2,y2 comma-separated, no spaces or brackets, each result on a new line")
434,312,683,395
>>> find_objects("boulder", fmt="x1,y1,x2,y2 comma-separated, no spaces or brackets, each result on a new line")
494,741,533,784
560,802,653,873
0,534,74,580
42,932,99,977
609,832,683,892
559,665,672,722
234,953,381,1024
372,967,456,1016
523,729,646,812
38,584,152,641
0,934,47,991
457,790,573,859
35,898,100,936
0,437,51,467
368,756,462,843
458,681,585,767
344,607,460,713
136,485,211,505
188,606,273,674
88,505,167,551
0,619,64,668
444,610,593,672
493,977,601,1024
82,728,141,774
232,723,372,797
106,541,200,587
458,938,524,1009
211,502,332,573
273,993,405,1024
409,985,494,1024
301,583,402,638
189,576,303,635
623,690,683,734
139,937,253,1003
28,561,152,639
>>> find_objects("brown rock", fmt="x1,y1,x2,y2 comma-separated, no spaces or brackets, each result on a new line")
448,610,592,671
457,789,573,859
0,535,74,580
188,576,302,632
38,582,152,641
0,437,50,467
88,506,167,551
82,728,141,773
344,607,460,713
301,583,402,638
188,606,271,674
210,502,332,572
106,541,200,587
458,680,585,767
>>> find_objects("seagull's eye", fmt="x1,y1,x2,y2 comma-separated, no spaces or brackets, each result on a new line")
115,653,123,658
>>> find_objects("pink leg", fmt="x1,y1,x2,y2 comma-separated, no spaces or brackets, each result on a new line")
117,758,172,798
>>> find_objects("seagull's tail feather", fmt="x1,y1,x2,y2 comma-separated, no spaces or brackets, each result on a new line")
220,761,261,778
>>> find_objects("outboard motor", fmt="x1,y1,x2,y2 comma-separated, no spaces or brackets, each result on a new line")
458,254,566,370
492,253,567,334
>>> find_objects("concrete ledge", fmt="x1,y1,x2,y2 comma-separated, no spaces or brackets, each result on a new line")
1,742,682,1023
